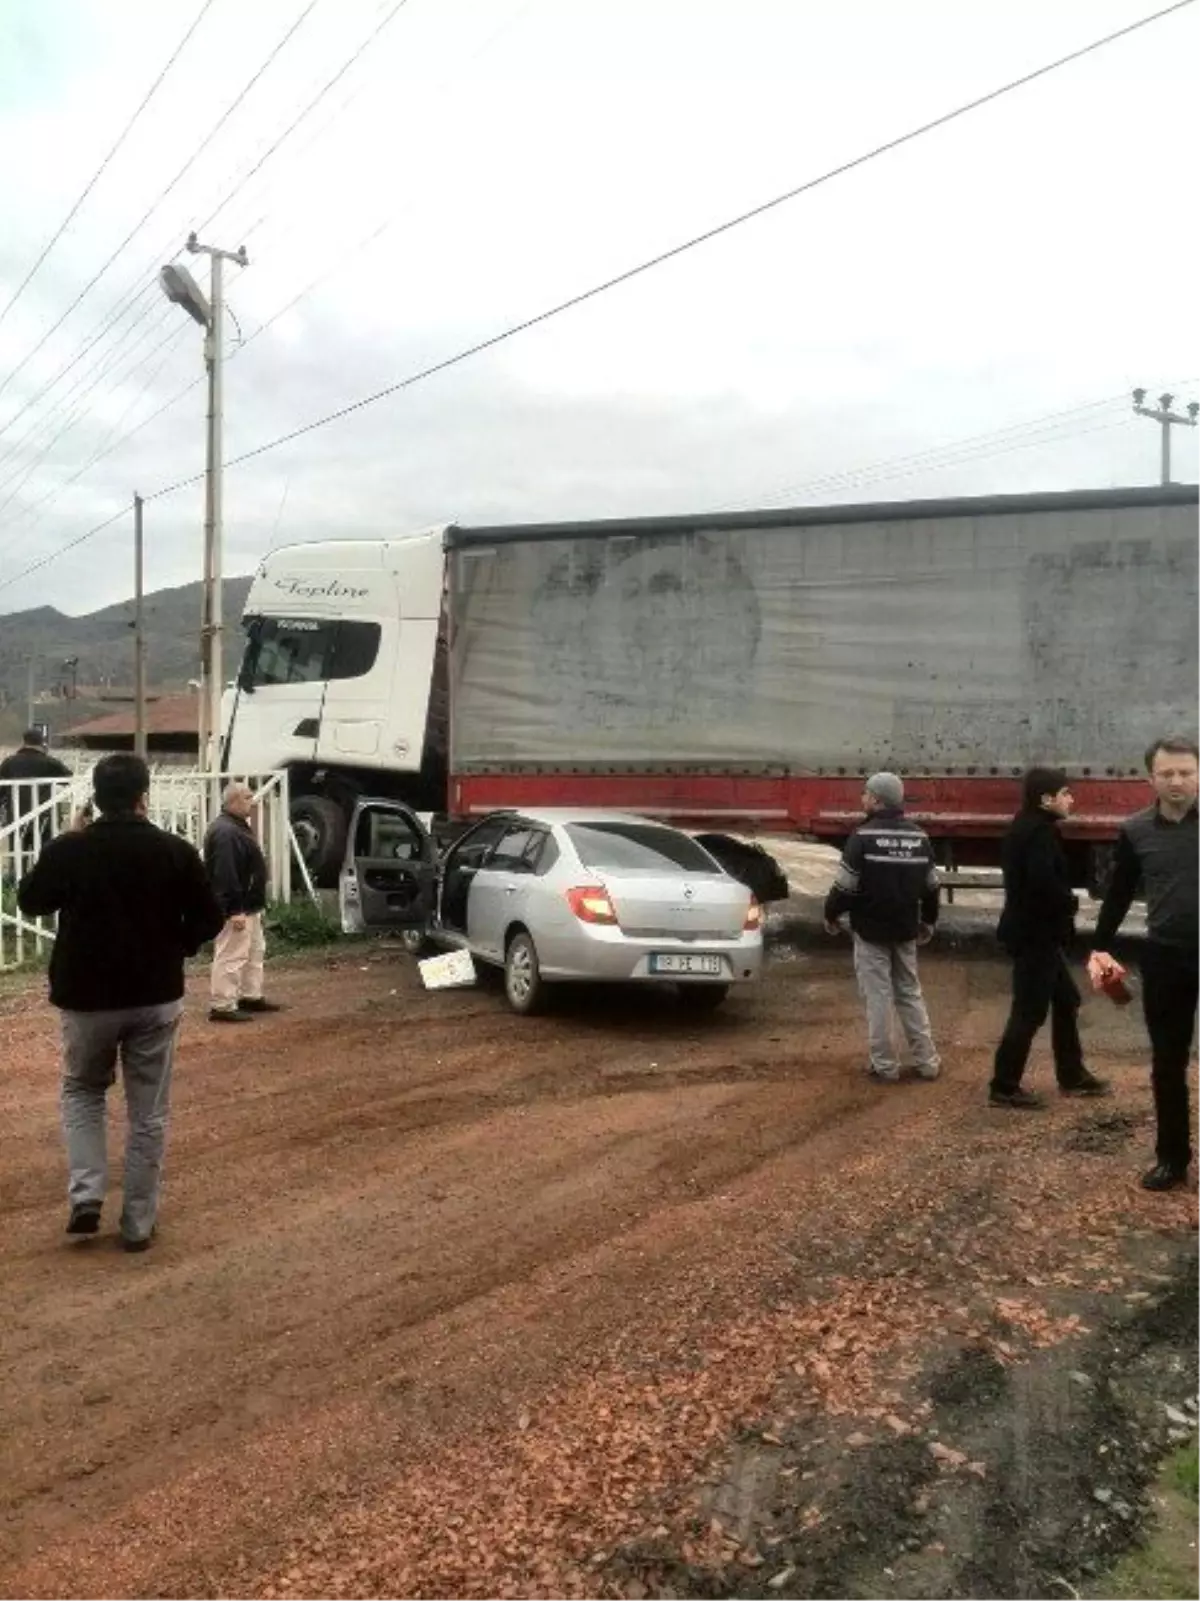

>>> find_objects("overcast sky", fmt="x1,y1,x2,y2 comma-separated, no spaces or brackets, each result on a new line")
0,0,1196,617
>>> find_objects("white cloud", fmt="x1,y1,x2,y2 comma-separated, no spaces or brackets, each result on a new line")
0,0,1195,618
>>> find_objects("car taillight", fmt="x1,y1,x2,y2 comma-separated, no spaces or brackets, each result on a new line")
744,898,763,931
566,885,619,925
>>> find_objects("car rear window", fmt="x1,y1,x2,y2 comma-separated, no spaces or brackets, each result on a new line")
566,823,721,874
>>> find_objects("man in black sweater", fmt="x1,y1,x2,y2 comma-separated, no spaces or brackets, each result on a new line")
17,754,223,1249
204,781,280,1022
824,771,941,1082
990,767,1110,1109
1090,734,1199,1192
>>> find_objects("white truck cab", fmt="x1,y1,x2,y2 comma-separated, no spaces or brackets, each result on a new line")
223,529,447,880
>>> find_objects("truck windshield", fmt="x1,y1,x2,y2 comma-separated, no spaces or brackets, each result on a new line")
241,617,381,687
566,822,721,874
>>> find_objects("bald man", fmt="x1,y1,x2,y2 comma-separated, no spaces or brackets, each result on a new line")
203,783,281,1022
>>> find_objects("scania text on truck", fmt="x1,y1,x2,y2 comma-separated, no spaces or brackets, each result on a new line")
222,484,1199,892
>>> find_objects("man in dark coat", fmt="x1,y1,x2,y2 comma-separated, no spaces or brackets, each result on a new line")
203,781,280,1022
17,754,224,1249
990,766,1110,1109
0,727,71,853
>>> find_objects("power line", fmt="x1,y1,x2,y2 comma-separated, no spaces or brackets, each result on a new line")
0,315,186,523
0,375,203,567
196,0,413,241
3,0,1192,593
749,398,1128,509
0,0,320,411
0,297,172,488
205,0,1200,485
0,0,217,336
0,0,404,450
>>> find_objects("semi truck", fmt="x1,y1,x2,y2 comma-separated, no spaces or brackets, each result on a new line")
222,483,1198,892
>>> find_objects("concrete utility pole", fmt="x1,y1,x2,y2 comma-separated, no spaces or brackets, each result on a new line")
1132,388,1199,485
159,234,248,775
24,655,35,728
133,492,147,761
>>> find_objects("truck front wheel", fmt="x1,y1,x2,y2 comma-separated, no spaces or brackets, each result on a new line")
290,795,349,888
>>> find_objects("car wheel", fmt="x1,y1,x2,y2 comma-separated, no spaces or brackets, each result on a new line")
505,931,547,1015
677,983,730,1013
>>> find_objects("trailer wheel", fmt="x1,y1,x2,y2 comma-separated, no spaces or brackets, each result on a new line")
290,795,348,888
1086,842,1116,901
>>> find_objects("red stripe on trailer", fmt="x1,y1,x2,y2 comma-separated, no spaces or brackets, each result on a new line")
451,771,1144,844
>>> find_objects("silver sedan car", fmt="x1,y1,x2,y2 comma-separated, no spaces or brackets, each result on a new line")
339,804,764,1014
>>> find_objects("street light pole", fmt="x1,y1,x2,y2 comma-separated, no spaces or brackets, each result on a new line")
1132,388,1199,486
159,236,247,778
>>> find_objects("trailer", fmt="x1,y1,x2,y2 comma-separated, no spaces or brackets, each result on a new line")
222,484,1198,892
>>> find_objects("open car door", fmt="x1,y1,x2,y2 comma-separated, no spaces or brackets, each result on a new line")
339,798,435,934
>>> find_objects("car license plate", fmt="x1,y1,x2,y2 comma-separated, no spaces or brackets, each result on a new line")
650,953,723,976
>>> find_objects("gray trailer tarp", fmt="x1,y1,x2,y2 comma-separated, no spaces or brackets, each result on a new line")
448,489,1197,775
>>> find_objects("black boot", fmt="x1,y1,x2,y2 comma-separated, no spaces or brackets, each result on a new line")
1140,1162,1189,1192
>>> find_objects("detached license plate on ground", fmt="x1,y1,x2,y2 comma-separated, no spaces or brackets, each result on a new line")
650,953,723,976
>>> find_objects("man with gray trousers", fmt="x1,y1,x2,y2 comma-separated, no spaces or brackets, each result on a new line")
17,754,223,1251
824,771,941,1082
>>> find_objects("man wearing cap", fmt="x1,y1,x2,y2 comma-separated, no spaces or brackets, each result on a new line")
824,772,941,1083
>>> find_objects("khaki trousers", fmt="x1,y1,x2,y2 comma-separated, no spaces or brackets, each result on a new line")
210,913,266,1011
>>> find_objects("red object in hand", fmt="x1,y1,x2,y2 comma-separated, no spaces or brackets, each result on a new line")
1100,968,1134,1006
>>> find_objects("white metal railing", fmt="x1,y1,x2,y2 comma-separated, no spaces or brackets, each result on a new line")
1,767,310,972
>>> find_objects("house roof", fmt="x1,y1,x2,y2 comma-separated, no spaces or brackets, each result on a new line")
64,693,199,739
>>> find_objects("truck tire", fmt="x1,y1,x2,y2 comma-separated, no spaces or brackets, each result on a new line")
504,930,548,1015
290,795,349,888
1086,843,1116,901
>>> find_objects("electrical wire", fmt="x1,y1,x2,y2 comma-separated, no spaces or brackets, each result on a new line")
196,0,413,241
175,0,1200,492
0,0,321,411
1,0,1193,594
0,0,217,336
0,0,409,450
0,298,173,487
0,315,188,523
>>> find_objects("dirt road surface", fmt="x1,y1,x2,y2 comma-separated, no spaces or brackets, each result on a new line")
0,940,1195,1600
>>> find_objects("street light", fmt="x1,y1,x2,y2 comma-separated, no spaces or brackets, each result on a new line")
158,237,248,782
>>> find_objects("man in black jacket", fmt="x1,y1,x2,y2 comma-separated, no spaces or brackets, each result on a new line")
1090,734,1199,1191
204,781,280,1022
17,754,224,1250
824,771,941,1082
0,727,71,855
990,767,1110,1109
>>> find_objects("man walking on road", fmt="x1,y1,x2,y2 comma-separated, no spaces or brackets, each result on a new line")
1090,735,1199,1192
17,754,224,1249
204,782,281,1023
989,767,1110,1109
824,771,941,1083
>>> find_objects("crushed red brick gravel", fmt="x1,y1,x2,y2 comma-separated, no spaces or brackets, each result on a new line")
0,943,1193,1599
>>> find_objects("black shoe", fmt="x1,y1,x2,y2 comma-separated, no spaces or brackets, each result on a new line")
120,1228,156,1253
989,1086,1045,1110
66,1203,102,1236
1060,1072,1112,1098
209,1007,255,1023
238,998,283,1013
1140,1162,1189,1192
